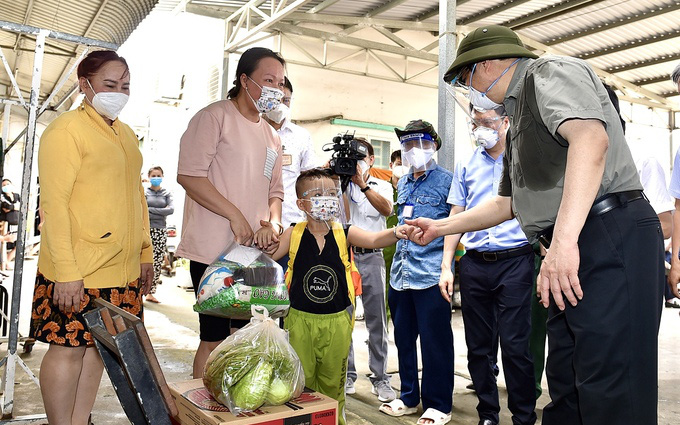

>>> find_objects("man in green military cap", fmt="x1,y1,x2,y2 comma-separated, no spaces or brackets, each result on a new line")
379,119,454,425
408,25,664,425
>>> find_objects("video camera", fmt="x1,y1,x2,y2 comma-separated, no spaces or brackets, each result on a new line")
323,132,368,192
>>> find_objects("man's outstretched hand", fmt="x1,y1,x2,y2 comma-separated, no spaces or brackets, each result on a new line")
405,217,439,245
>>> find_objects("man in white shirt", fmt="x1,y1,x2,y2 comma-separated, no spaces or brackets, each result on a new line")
345,138,396,402
264,77,319,266
634,156,679,308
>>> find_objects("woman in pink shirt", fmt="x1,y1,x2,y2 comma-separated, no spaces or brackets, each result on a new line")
177,47,285,378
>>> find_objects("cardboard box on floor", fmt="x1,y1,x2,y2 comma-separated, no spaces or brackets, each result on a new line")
170,379,338,425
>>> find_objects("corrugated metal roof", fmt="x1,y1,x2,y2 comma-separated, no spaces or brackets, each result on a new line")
180,0,680,107
0,0,159,110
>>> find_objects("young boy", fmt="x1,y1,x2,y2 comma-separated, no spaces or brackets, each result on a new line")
271,168,407,425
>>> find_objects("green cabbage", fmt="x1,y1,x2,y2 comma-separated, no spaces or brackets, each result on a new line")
265,377,294,405
230,361,274,410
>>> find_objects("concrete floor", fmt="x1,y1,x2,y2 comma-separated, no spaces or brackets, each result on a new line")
3,263,680,424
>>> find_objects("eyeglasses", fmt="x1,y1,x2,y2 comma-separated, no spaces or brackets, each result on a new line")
301,188,340,198
470,116,504,129
450,65,473,90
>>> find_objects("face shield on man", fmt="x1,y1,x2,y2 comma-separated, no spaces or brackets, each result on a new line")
399,133,438,173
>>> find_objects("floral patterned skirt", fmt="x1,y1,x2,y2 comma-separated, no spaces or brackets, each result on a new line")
29,272,143,347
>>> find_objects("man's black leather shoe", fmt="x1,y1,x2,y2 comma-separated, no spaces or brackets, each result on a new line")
478,420,498,425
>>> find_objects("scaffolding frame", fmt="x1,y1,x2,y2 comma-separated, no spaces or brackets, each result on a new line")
0,19,117,421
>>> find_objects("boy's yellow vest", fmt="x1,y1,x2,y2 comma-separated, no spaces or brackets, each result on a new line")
285,222,363,323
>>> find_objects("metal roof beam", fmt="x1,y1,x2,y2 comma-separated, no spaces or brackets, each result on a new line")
416,7,439,21
504,0,608,31
47,0,111,111
546,2,680,45
578,29,680,59
374,27,415,50
632,75,672,87
606,52,680,74
366,0,410,18
186,3,439,31
224,0,316,51
517,32,676,109
12,0,35,51
306,0,342,14
0,20,118,49
283,58,437,89
412,0,472,22
271,22,438,62
460,0,534,25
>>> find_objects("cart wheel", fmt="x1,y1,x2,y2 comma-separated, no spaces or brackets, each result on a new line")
23,338,35,354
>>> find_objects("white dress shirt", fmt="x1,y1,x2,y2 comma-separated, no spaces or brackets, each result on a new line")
347,175,393,232
277,119,320,227
635,156,673,214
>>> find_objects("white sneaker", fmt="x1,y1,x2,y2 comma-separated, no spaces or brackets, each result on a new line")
665,298,680,308
345,378,356,395
371,381,396,402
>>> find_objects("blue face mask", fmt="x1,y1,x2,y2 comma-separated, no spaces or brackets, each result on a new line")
1,186,10,194
150,177,163,187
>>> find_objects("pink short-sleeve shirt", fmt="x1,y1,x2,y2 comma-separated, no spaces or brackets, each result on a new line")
176,100,284,264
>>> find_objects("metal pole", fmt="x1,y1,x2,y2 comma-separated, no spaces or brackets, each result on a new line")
0,47,27,107
671,110,676,172
437,0,457,172
0,29,47,419
38,47,89,115
1,104,9,145
221,51,230,100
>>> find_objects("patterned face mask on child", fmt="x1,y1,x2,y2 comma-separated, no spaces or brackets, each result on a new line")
305,196,340,222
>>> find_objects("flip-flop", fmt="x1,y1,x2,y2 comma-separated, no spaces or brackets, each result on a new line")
379,399,418,417
416,408,451,425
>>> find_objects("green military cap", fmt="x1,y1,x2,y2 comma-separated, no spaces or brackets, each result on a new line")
443,25,538,83
394,119,442,151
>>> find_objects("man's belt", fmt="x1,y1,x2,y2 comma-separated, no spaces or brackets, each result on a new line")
538,190,645,249
465,244,533,262
353,247,382,254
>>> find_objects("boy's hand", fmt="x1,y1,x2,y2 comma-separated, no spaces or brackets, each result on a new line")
438,268,454,303
394,224,410,240
405,217,438,245
254,220,280,254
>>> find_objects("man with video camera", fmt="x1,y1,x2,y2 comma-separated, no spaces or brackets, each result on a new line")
344,137,396,403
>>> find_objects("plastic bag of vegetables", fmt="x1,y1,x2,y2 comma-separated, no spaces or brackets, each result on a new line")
194,242,289,319
202,306,305,414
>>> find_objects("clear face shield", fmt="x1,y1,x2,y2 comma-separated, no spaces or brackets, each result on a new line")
399,133,438,174
298,177,348,227
444,84,507,149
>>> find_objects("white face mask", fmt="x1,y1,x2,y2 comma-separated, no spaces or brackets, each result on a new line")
472,126,500,149
391,165,407,179
404,148,435,170
305,196,340,222
86,79,129,120
246,77,284,113
469,87,502,111
467,58,520,111
265,103,289,124
358,160,370,176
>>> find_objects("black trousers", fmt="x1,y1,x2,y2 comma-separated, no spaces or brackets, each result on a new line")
542,198,664,425
460,251,537,425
